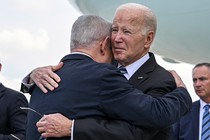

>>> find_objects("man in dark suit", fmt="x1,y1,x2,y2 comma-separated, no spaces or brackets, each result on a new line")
24,3,180,140
172,63,210,140
72,3,178,139
0,61,28,139
23,15,192,140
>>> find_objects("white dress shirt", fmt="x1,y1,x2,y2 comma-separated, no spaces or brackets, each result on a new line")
117,53,149,80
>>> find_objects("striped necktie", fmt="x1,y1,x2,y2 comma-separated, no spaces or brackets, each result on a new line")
201,104,210,140
118,66,127,74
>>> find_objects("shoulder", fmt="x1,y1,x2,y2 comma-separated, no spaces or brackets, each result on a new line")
192,100,200,109
146,53,174,78
82,61,119,74
146,63,176,92
4,86,28,103
5,87,25,97
0,86,28,111
90,63,127,84
147,62,175,83
99,63,118,71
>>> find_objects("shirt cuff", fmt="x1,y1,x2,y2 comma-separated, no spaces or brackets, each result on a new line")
22,73,35,88
71,120,74,140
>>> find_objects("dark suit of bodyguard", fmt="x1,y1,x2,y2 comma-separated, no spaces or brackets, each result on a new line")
0,83,28,139
26,54,192,140
172,101,200,140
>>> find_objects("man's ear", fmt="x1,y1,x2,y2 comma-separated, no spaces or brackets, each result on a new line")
100,36,110,55
0,64,2,72
145,31,154,49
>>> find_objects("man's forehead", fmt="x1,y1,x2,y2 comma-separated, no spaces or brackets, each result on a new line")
113,16,142,27
193,66,210,73
193,70,210,79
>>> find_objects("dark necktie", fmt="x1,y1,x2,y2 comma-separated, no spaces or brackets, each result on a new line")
201,104,210,140
119,66,127,74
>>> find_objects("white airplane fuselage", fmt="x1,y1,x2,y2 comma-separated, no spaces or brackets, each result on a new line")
69,0,210,65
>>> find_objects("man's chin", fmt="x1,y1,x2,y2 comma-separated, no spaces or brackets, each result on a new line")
114,56,125,62
196,92,205,97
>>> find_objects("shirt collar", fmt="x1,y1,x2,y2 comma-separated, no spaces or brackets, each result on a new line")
200,99,210,109
118,53,150,79
71,52,94,60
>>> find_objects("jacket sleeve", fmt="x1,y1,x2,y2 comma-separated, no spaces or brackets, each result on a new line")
97,67,192,129
20,74,35,94
72,66,191,140
0,93,28,140
100,86,192,128
73,118,157,140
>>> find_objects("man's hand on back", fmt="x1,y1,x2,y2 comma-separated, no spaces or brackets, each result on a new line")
37,113,72,138
169,70,186,88
30,62,63,93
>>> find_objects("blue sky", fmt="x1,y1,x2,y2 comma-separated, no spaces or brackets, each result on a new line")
0,0,198,101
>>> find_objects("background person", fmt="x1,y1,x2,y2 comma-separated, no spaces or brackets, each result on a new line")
0,60,28,140
173,63,210,140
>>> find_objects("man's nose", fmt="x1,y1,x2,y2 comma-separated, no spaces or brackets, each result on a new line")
113,31,122,42
194,80,202,87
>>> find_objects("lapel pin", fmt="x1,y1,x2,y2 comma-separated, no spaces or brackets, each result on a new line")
137,76,143,79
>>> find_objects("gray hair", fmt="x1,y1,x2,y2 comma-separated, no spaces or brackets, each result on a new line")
70,15,112,49
116,3,157,36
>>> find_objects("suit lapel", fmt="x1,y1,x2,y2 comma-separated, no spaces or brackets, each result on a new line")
192,101,200,140
129,52,156,87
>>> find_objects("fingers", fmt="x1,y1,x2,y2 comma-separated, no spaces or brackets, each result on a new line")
29,63,63,93
37,115,51,137
37,121,45,133
31,69,56,93
49,62,63,83
40,131,51,138
169,70,186,88
36,113,72,138
52,62,64,72
168,70,176,77
37,115,57,138
36,83,48,93
37,121,53,138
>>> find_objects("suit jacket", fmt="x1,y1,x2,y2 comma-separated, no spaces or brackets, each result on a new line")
172,100,200,140
25,54,191,140
74,52,177,140
130,52,177,140
0,83,28,140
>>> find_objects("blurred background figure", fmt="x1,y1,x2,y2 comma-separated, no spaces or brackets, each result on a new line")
173,63,210,140
0,59,28,140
